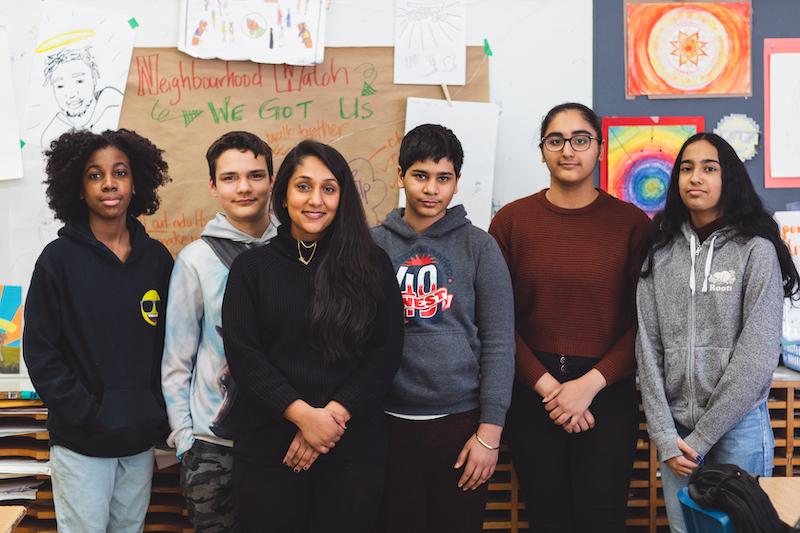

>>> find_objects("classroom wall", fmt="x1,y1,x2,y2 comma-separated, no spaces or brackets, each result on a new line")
593,0,800,212
0,0,593,289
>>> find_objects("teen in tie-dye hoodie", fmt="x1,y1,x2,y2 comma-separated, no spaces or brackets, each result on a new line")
161,131,277,533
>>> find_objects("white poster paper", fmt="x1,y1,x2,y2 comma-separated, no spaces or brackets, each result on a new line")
769,54,800,178
776,211,800,341
0,27,23,181
21,1,136,149
394,0,466,85
401,97,499,230
179,0,327,66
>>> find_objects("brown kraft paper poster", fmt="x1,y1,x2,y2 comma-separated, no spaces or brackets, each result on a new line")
119,46,489,256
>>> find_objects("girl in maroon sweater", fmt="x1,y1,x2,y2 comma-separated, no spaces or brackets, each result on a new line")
489,103,651,533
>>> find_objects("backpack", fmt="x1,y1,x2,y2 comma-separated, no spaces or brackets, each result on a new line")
688,463,798,533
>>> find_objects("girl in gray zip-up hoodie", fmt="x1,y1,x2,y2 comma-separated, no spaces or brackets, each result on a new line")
636,133,799,533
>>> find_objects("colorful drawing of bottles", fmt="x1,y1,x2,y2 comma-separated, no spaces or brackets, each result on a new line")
298,22,312,48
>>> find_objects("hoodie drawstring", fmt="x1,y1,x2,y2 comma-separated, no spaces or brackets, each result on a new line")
701,235,718,293
689,235,697,294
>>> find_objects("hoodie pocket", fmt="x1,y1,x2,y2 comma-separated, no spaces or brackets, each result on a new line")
92,387,165,443
663,348,687,406
392,331,479,407
692,346,729,408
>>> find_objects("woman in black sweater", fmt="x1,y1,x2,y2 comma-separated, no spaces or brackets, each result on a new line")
222,140,404,532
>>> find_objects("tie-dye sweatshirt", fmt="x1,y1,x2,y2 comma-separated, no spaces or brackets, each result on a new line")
162,213,278,457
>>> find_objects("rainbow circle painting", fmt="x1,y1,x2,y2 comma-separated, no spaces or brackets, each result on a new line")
601,116,704,218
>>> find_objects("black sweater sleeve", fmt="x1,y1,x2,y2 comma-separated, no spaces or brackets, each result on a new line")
222,253,302,422
23,263,99,425
331,252,404,417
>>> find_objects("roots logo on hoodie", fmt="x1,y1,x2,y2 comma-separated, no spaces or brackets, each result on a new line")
394,246,454,322
140,289,161,326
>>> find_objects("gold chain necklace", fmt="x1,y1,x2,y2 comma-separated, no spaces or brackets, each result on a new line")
297,239,317,265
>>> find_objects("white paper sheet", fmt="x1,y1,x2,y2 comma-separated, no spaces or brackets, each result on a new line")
769,54,800,178
400,97,500,230
0,27,23,181
179,0,327,65
21,0,136,149
776,211,800,341
394,0,466,85
0,423,45,439
0,459,50,476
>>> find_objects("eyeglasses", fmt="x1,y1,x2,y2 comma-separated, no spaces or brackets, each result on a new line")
540,134,598,152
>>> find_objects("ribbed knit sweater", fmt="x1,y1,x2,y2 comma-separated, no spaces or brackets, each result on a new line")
221,225,404,463
488,189,652,387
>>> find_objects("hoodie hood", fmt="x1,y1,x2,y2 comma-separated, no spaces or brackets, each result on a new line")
58,216,151,265
201,212,279,243
380,205,471,239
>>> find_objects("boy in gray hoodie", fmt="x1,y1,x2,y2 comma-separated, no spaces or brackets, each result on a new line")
162,131,278,532
372,124,514,533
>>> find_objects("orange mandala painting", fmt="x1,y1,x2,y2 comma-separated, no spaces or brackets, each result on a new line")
626,2,751,97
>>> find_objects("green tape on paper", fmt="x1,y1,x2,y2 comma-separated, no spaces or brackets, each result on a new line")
128,17,139,29
483,38,493,57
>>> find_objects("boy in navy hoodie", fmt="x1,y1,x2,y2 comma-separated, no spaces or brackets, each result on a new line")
23,129,173,533
162,131,277,532
372,124,515,533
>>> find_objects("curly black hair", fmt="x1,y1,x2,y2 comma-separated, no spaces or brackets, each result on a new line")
44,129,171,222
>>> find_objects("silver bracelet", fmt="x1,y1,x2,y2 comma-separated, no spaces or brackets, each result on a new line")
474,432,499,450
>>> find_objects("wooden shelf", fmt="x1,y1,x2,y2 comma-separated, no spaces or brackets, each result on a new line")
1,370,798,532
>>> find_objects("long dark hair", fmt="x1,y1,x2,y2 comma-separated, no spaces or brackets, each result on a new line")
641,133,799,298
272,140,383,363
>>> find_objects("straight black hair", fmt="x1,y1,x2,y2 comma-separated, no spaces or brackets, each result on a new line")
272,140,384,363
206,131,274,183
398,123,464,176
641,132,799,299
538,102,603,148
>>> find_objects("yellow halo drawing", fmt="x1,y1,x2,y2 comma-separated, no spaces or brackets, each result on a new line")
35,29,96,54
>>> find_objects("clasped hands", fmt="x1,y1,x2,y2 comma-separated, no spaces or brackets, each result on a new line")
282,399,351,473
536,369,606,434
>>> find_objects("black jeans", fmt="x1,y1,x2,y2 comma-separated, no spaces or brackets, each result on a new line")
507,352,638,533
234,453,385,533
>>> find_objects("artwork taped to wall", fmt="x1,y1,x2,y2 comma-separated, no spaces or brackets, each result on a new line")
764,38,800,189
179,0,328,66
713,113,759,162
0,27,23,181
625,1,751,98
21,0,136,149
394,0,466,85
602,116,704,218
776,211,800,341
0,285,22,375
401,97,499,230
119,47,489,257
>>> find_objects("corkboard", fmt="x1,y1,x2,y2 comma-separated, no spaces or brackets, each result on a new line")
119,46,489,255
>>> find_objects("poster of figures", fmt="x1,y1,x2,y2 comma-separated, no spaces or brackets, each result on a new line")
394,0,466,85
21,1,136,149
626,1,751,98
179,0,328,66
0,285,22,375
601,116,704,218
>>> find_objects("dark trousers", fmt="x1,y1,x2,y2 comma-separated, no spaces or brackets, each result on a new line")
234,454,384,533
379,409,488,533
507,352,638,533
